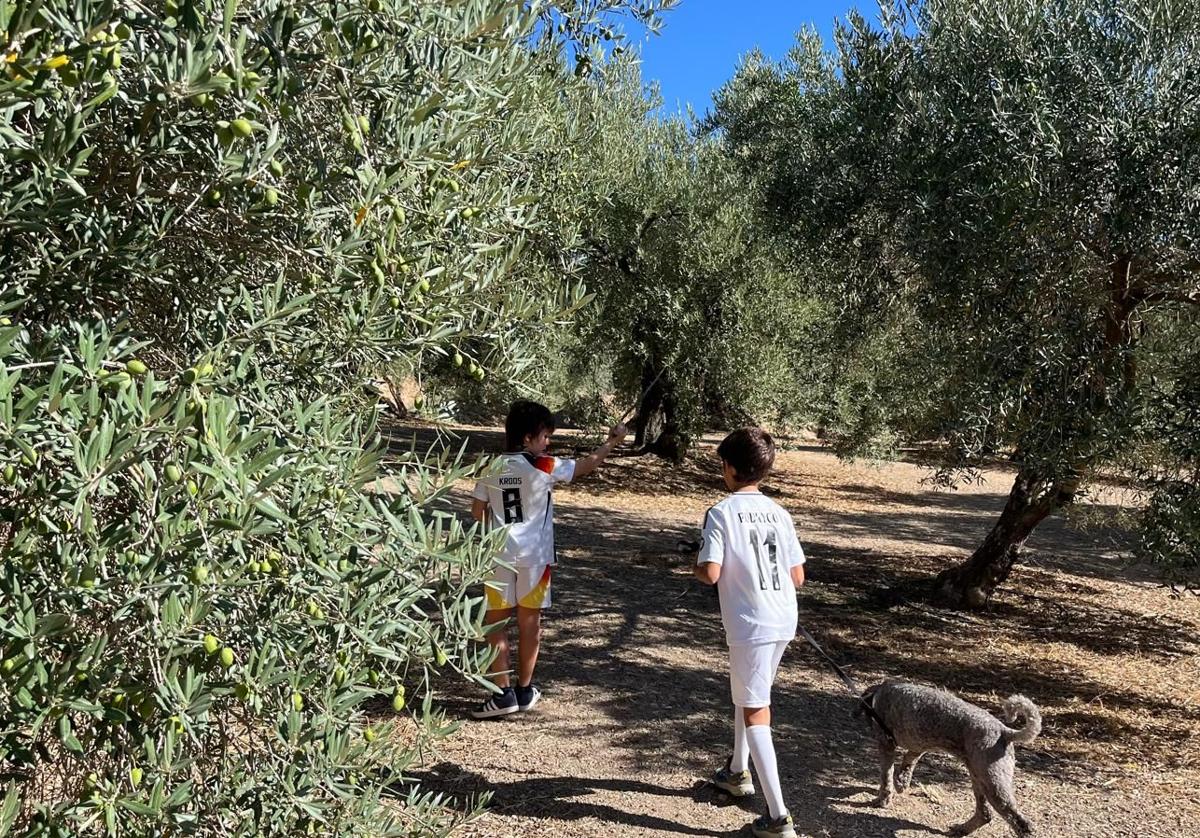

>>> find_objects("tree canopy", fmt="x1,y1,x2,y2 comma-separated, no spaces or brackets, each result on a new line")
508,62,828,458
709,0,1200,601
0,0,672,833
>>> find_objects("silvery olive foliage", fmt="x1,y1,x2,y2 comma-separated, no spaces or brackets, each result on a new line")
711,0,1200,599
0,0,671,834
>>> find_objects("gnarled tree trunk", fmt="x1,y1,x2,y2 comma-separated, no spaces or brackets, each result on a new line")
936,467,1078,607
632,363,685,462
938,255,1139,607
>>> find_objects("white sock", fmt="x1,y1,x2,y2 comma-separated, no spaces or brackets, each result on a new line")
731,708,749,772
746,724,787,819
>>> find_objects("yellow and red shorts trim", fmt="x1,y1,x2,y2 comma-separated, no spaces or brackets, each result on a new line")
485,563,552,610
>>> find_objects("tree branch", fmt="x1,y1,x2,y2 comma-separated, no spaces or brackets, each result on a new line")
1137,290,1200,307
1128,256,1200,304
582,210,680,280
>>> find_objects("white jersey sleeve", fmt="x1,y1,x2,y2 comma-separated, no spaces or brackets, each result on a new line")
696,506,726,566
471,480,489,502
548,457,575,484
784,514,806,568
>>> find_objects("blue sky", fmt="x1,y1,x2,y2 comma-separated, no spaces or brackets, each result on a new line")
627,0,865,116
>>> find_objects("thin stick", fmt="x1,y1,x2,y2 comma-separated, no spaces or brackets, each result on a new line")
617,365,668,425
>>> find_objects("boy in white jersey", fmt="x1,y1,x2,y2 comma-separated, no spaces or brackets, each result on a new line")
696,427,805,838
469,401,627,719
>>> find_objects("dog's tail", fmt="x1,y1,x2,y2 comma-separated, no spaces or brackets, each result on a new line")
1000,695,1042,746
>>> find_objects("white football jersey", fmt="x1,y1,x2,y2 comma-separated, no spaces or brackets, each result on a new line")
472,453,575,567
697,491,805,646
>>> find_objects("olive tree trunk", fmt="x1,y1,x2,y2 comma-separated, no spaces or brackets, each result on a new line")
632,363,685,462
935,467,1079,606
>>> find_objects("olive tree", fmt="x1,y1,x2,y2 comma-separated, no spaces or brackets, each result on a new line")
526,64,821,458
711,0,1200,604
0,0,669,834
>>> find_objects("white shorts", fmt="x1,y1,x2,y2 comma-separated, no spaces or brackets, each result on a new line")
729,640,789,708
485,563,553,610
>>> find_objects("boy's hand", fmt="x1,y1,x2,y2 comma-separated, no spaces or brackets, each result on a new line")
574,423,628,479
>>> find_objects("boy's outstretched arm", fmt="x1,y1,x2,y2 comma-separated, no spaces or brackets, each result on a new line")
572,422,628,479
791,563,805,587
471,499,488,523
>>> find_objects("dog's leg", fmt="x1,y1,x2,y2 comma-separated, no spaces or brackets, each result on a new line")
982,756,1035,837
894,750,925,793
949,775,993,836
874,743,898,808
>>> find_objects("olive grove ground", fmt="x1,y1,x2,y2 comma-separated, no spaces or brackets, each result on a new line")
391,424,1199,838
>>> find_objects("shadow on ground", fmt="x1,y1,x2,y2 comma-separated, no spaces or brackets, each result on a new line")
386,421,1193,836
404,760,941,838
401,763,746,837
423,494,1194,834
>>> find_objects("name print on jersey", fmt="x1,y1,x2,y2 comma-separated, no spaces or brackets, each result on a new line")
737,511,780,524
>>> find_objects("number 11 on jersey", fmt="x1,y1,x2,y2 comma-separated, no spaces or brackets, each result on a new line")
748,528,781,591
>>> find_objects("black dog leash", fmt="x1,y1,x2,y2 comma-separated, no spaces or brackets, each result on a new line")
796,624,897,747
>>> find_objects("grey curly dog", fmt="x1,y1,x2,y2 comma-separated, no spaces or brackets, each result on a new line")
855,680,1042,837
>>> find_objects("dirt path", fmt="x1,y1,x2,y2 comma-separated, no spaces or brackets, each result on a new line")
401,426,1200,838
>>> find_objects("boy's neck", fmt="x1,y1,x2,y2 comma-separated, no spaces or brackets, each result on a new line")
731,481,761,493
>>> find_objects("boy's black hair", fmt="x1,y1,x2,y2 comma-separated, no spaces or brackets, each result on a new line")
505,400,556,451
717,427,776,484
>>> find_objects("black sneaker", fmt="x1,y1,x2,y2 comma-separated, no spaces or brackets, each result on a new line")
751,813,797,838
470,687,518,719
515,683,541,711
